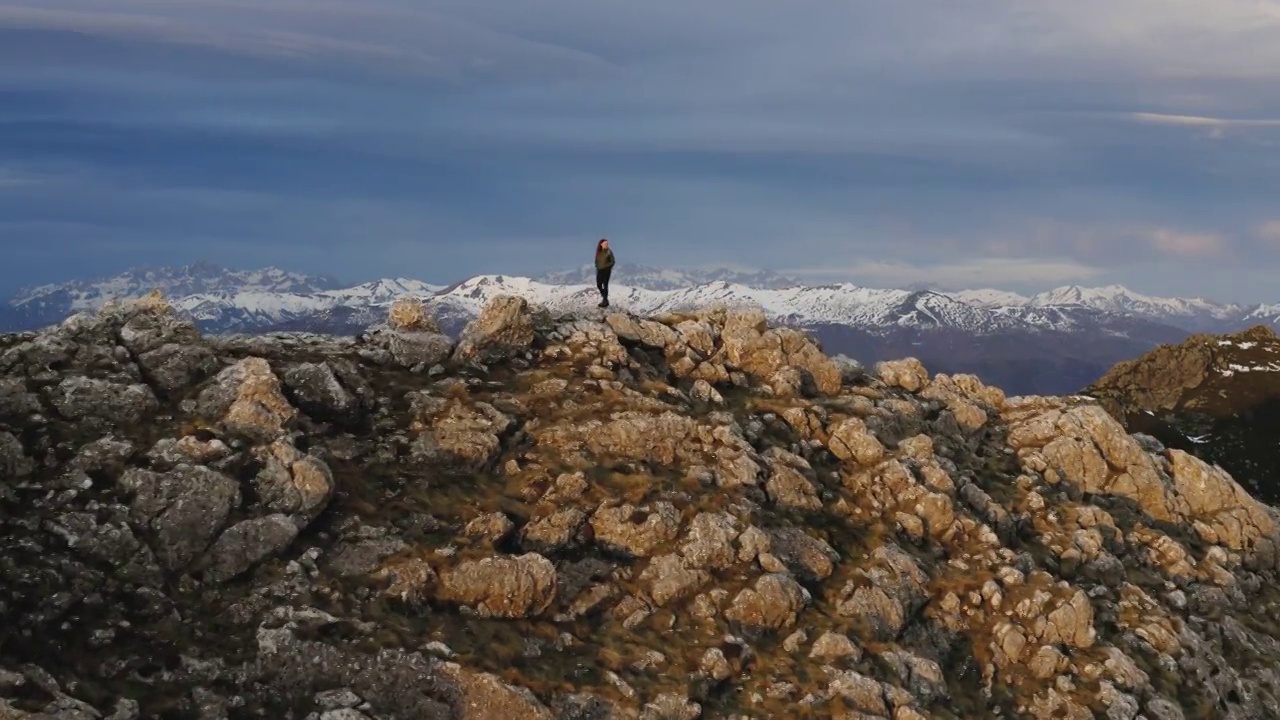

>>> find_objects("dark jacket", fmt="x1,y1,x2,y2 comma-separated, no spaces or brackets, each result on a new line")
595,247,615,271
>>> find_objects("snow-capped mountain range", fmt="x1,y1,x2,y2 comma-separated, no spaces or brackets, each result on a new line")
433,276,1187,337
2,262,1274,337
3,262,1276,396
536,264,801,291
12,261,344,316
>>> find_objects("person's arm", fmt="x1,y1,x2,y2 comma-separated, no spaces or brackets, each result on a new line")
606,249,616,268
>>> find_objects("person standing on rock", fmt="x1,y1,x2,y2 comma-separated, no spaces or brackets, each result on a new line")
595,238,615,308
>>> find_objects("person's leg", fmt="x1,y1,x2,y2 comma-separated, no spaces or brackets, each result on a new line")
601,267,611,306
596,269,607,306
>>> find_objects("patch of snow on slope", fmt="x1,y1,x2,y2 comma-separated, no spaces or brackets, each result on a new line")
1225,362,1280,373
1030,284,1242,320
950,288,1031,307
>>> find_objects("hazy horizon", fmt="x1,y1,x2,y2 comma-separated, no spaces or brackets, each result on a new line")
3,1,1280,303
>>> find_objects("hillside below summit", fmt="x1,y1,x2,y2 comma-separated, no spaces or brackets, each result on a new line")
1085,325,1280,505
1,293,1279,720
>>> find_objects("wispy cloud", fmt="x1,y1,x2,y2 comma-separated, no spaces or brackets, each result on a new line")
1147,229,1228,257
1258,220,1280,243
1128,113,1280,128
0,167,43,188
0,3,615,80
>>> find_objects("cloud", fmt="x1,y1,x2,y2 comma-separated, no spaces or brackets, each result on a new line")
0,2,615,82
1258,220,1280,243
0,1,1279,302
1128,113,1280,128
1122,112,1280,140
0,167,45,188
1147,229,1227,257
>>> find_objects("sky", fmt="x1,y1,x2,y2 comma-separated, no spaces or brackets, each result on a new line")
2,1,1280,301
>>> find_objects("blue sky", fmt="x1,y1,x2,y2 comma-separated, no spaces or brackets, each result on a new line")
3,1,1280,301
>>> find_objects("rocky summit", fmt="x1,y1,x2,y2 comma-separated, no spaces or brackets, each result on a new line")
1,292,1279,720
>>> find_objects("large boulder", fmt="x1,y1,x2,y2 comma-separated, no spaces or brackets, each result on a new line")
197,357,298,442
519,508,588,553
875,358,930,392
201,514,300,583
534,410,761,487
387,332,455,368
453,296,537,364
387,297,441,333
1166,448,1279,565
136,343,220,396
437,553,558,619
738,525,839,582
370,300,456,368
1004,397,1280,568
605,313,680,349
679,512,742,571
0,431,32,479
114,290,202,353
0,378,41,424
281,362,363,424
120,465,242,571
48,377,159,426
763,447,823,510
434,663,556,720
590,502,681,558
639,554,711,607
827,416,886,465
725,573,811,630
252,439,335,522
720,310,842,396
835,544,929,642
411,400,513,471
44,511,164,587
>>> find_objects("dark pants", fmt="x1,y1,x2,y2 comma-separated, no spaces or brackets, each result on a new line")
596,267,612,303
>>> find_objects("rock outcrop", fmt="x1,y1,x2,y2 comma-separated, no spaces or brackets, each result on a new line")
1085,324,1280,505
1,294,1279,720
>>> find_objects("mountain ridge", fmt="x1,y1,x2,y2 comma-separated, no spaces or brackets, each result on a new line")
7,262,1272,335
1085,324,1280,504
2,262,1269,396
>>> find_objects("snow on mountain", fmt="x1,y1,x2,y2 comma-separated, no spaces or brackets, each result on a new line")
536,264,800,291
1243,304,1280,327
6,264,1250,398
325,278,444,304
169,279,449,330
433,277,1097,333
951,288,1031,308
1,264,448,334
3,263,1275,340
11,261,341,312
1026,284,1244,328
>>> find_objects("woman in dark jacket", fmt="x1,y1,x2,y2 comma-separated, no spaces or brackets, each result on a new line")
595,238,615,308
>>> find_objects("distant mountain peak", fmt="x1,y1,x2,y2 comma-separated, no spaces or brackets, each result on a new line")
0,261,1259,401
535,264,800,291
3,263,1278,355
6,262,346,316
